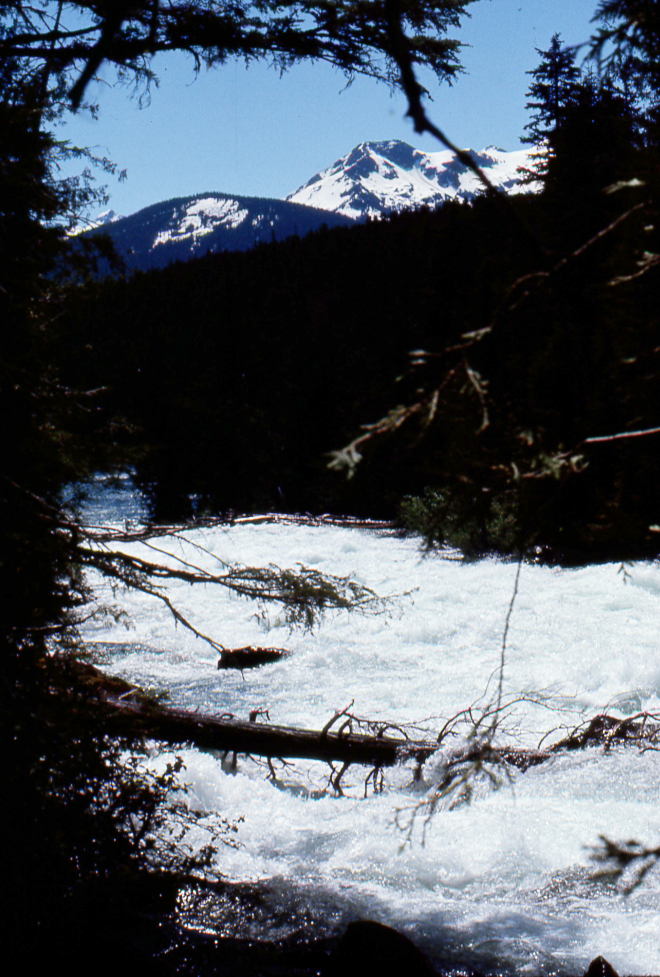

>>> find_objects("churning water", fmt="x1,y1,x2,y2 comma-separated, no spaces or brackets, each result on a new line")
78,477,660,975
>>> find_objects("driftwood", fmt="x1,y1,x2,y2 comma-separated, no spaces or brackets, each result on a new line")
67,663,660,786
548,712,660,752
106,701,660,776
217,646,289,670
109,697,435,768
229,513,396,532
103,688,554,773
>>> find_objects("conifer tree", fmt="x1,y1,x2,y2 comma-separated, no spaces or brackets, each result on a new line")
0,1,478,108
519,33,637,203
518,33,581,186
591,0,660,148
331,6,660,565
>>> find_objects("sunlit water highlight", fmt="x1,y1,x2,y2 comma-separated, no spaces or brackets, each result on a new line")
79,478,660,975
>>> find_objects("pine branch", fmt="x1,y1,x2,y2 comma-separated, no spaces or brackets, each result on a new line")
78,537,394,649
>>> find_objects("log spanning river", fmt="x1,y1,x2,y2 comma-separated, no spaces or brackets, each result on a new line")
79,476,660,976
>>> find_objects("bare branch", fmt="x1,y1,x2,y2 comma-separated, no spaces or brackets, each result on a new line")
489,556,522,736
591,836,660,894
583,425,660,445
383,0,499,197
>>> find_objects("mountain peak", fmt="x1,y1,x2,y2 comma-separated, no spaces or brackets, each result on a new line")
287,142,536,218
362,140,420,168
84,139,538,273
90,208,125,227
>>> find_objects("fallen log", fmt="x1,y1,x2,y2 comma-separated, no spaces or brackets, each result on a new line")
109,697,435,768
68,663,435,768
105,692,556,774
549,712,660,751
65,663,660,784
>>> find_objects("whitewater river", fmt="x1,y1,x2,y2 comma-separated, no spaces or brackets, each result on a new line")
79,477,660,975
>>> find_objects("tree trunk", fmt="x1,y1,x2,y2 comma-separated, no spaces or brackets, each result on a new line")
72,662,657,776
108,696,438,768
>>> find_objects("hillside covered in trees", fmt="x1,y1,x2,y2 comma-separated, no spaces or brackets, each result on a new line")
66,23,660,565
65,193,538,521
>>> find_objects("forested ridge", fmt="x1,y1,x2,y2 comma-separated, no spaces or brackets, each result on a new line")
83,191,357,271
65,194,539,521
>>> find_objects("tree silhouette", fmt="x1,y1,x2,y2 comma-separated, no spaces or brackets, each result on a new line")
0,1,477,107
590,0,660,147
519,33,581,186
331,6,660,566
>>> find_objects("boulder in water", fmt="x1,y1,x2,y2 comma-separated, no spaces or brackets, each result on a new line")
584,957,620,977
322,920,438,976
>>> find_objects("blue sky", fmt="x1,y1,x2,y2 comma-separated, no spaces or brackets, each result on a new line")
57,0,600,218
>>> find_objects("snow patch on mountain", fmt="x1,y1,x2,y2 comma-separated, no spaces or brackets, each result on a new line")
153,197,249,248
287,140,537,218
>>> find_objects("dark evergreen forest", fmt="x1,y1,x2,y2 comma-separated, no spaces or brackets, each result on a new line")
65,195,539,522
65,30,660,565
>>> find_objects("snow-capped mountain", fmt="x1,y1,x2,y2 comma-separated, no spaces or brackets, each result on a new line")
287,140,535,219
86,140,536,272
93,209,125,226
68,208,125,236
86,192,355,271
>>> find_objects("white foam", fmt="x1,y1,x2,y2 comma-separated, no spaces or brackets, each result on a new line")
80,490,660,974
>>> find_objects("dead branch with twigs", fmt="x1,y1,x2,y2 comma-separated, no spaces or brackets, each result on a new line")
591,836,660,895
76,526,397,652
398,708,660,848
